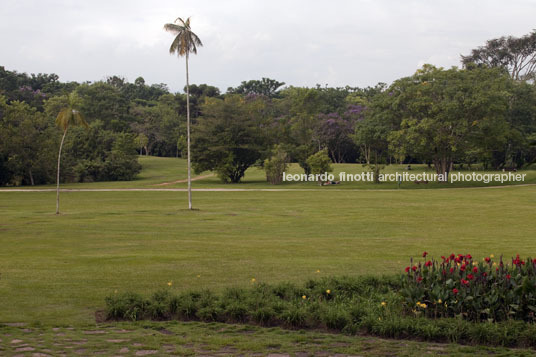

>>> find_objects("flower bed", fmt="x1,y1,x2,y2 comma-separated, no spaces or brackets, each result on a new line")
104,253,536,348
401,252,536,322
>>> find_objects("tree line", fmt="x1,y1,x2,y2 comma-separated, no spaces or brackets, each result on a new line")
1,30,535,186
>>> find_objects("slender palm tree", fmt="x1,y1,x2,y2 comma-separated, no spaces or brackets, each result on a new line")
164,16,202,210
55,93,88,215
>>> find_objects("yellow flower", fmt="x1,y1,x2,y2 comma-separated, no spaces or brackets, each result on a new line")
416,301,421,306
326,289,331,294
196,275,201,278
421,303,427,309
114,289,118,294
490,254,495,258
316,270,320,273
251,278,256,283
167,281,172,287
472,262,477,266
381,301,387,307
493,262,497,267
438,299,442,304
302,295,307,300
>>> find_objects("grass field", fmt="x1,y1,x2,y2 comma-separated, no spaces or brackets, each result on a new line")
1,156,535,355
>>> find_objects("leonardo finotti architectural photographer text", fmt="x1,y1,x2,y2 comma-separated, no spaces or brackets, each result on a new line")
283,171,527,183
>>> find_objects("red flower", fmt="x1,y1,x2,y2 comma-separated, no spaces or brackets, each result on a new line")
452,288,459,295
467,274,474,280
450,253,455,260
466,254,472,260
473,266,478,273
533,259,536,265
412,266,417,272
405,266,410,273
485,257,491,263
449,267,454,274
442,269,446,275
482,272,487,277
454,257,461,263
441,256,446,261
461,279,469,286
423,251,428,258
460,264,466,272
417,276,423,282
425,260,432,267
506,274,511,280
513,254,524,266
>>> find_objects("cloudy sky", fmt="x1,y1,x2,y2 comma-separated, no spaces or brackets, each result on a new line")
1,0,535,92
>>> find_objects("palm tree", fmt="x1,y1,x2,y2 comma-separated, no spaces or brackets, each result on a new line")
55,93,88,215
164,17,202,210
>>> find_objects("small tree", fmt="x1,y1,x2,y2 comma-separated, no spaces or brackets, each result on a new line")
306,149,332,185
55,93,88,214
264,145,289,184
135,133,148,156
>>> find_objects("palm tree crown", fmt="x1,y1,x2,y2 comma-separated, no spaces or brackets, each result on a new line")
55,93,88,131
164,17,203,57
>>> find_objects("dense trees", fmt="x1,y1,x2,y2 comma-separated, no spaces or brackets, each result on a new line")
0,69,152,187
1,28,535,187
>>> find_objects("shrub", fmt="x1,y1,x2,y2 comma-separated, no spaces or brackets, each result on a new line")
105,292,146,321
306,149,332,185
264,145,289,184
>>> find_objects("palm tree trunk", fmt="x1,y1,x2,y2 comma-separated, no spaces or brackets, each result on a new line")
56,128,68,215
186,52,192,210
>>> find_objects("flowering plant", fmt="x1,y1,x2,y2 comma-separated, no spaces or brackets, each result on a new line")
401,253,536,322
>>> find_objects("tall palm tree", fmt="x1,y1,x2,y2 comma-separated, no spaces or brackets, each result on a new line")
55,93,88,215
164,16,202,210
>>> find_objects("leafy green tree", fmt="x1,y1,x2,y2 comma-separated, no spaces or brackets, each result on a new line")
354,108,391,182
164,16,203,210
227,78,285,98
386,65,511,180
461,30,536,81
54,93,88,214
135,133,148,156
191,95,267,183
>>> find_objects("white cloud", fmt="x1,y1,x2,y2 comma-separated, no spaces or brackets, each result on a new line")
1,0,536,92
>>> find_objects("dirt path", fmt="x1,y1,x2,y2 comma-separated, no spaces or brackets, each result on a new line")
153,174,214,186
0,183,535,192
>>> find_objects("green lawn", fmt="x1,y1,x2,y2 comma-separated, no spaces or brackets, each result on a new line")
1,156,535,354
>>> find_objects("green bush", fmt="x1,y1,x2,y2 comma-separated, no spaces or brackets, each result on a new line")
104,266,536,348
264,145,289,184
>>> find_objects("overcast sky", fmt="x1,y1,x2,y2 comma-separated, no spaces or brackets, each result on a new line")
1,0,535,92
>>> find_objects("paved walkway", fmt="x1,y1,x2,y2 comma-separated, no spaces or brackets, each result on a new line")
0,184,534,192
